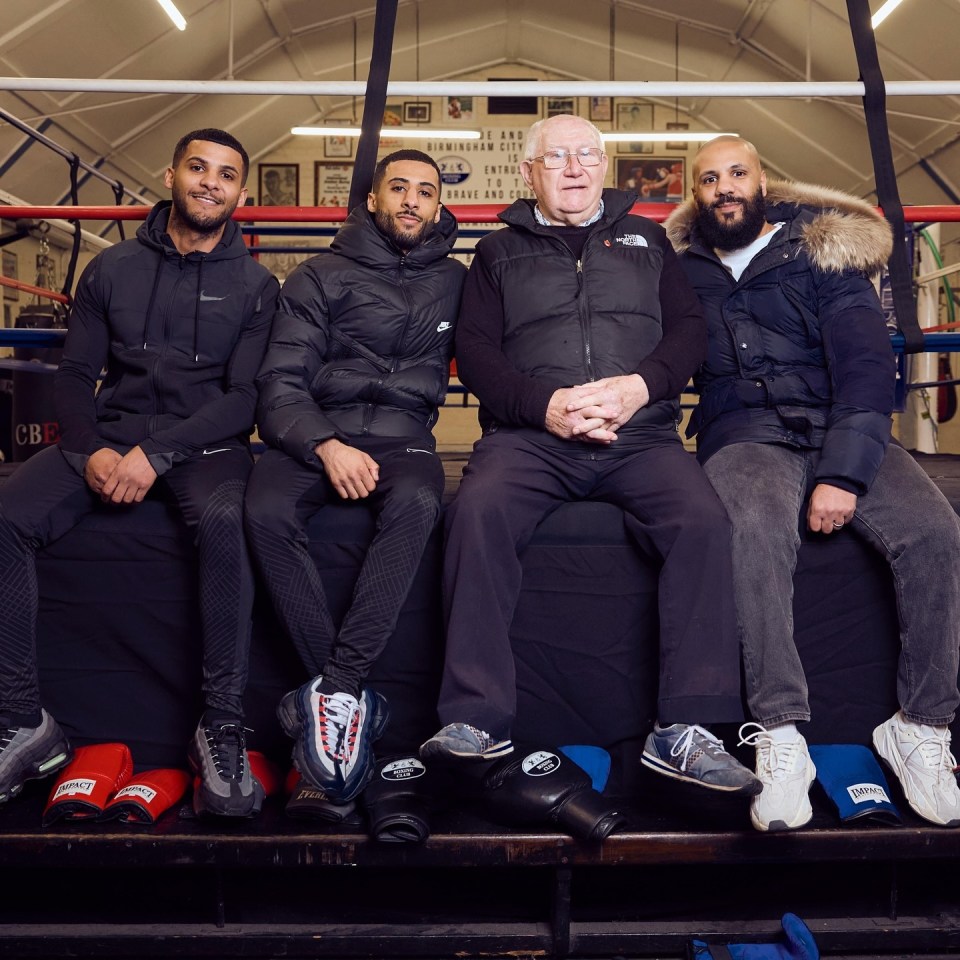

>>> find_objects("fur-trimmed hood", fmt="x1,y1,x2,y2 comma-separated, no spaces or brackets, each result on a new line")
664,179,893,274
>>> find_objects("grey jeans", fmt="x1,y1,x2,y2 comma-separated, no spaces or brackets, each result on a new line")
704,442,960,727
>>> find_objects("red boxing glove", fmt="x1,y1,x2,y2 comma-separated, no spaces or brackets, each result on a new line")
43,743,134,826
248,751,283,797
101,768,191,823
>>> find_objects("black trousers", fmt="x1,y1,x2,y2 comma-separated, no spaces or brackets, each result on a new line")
244,439,444,699
437,430,744,738
0,443,255,723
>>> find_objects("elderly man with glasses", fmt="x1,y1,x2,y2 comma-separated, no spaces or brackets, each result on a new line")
420,114,759,801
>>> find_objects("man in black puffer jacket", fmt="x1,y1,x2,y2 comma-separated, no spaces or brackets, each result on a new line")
245,150,465,803
418,115,760,804
666,135,960,832
0,128,279,819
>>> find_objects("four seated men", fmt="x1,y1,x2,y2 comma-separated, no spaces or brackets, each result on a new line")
0,119,955,832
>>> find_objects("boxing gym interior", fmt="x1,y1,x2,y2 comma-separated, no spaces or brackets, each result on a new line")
2,0,960,957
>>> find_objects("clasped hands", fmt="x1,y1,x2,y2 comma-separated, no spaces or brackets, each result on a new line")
84,446,158,504
545,374,650,444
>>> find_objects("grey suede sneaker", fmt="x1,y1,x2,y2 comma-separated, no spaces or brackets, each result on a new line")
0,709,72,804
419,723,513,761
642,722,762,795
188,720,263,818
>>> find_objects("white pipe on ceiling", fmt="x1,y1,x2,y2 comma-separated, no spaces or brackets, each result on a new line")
1,78,960,97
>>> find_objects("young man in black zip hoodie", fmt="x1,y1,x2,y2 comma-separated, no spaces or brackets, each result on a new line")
0,128,279,818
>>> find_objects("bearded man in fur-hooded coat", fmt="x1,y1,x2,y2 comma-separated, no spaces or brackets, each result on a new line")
664,136,960,834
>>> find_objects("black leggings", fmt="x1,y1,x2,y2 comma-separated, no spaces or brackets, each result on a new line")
0,444,255,723
244,440,444,698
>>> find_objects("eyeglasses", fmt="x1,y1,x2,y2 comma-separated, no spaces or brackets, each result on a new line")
528,147,605,170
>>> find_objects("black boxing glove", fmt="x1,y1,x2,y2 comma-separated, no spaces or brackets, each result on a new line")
479,746,628,841
285,769,362,824
361,755,435,843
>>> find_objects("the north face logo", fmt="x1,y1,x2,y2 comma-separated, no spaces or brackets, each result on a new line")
615,234,648,247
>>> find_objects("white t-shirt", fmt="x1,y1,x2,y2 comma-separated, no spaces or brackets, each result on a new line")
715,223,784,282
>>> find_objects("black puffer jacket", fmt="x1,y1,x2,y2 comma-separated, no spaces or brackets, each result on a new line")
55,201,279,476
666,180,896,495
256,204,465,463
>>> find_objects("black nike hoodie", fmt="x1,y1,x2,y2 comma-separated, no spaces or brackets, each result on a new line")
55,201,279,476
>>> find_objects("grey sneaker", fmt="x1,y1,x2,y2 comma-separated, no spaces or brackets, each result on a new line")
0,709,72,804
188,720,263,818
642,722,762,795
419,723,513,761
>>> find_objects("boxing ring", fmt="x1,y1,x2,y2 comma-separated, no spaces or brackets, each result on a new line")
3,2,960,956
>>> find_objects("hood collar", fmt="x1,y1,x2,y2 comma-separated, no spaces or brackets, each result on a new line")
329,202,459,270
664,179,893,274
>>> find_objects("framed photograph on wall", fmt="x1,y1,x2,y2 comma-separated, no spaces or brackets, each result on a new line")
383,104,404,128
547,97,575,118
403,101,431,123
616,157,684,202
666,121,690,151
324,135,353,158
589,96,612,122
616,101,654,133
446,96,474,121
314,161,353,208
258,163,299,206
2,251,18,301
617,141,654,155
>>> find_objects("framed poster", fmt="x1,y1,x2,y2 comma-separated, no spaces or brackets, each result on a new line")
589,96,612,122
616,101,654,133
324,135,353,158
403,101,431,123
314,161,353,208
257,163,299,206
616,157,685,202
547,97,575,118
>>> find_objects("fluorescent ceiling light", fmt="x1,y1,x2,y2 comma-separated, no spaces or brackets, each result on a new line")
291,126,482,140
602,132,738,143
871,0,906,28
156,0,186,30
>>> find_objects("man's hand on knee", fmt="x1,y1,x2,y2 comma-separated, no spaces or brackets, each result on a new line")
315,438,379,499
807,482,857,535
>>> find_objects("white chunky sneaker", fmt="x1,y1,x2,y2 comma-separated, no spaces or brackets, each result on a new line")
738,723,816,832
872,712,960,827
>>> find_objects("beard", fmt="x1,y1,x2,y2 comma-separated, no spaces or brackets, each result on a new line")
695,187,768,251
170,182,238,235
374,207,434,251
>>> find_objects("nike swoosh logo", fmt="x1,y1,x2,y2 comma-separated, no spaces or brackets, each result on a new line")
202,448,231,455
199,291,228,302
436,321,452,332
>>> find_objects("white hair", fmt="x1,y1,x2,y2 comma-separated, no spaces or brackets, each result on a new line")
522,115,605,161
